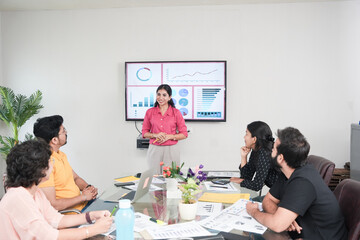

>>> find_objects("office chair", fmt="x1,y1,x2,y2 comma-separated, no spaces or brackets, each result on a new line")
59,209,81,214
333,179,360,240
306,155,335,186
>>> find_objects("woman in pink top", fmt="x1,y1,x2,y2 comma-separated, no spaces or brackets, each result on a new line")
142,84,188,173
0,140,113,240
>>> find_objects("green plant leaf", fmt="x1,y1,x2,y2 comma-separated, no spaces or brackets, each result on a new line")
0,86,43,158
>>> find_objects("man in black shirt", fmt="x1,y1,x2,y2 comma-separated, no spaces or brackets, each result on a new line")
246,127,347,240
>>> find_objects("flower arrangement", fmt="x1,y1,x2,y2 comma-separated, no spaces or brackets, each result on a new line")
178,164,207,204
160,161,184,179
184,164,207,185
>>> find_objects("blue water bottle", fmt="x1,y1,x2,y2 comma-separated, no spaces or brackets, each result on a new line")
115,199,135,240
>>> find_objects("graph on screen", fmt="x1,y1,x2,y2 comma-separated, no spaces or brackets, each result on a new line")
125,61,226,121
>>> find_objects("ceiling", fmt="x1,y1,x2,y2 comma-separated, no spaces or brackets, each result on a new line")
0,0,344,11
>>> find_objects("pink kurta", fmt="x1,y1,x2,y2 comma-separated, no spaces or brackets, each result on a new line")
0,186,63,240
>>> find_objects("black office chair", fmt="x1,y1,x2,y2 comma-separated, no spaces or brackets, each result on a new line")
333,179,360,240
59,209,81,214
306,155,335,186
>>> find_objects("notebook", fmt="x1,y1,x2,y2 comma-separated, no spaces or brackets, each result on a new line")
104,169,153,203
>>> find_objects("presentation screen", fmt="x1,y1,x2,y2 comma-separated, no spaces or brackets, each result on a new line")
125,61,226,121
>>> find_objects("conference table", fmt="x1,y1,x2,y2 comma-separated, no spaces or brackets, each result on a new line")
84,177,288,240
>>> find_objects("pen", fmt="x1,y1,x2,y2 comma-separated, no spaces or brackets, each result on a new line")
153,139,159,144
210,185,228,189
110,205,118,217
149,217,165,225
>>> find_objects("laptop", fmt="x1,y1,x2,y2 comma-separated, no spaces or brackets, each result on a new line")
104,169,153,203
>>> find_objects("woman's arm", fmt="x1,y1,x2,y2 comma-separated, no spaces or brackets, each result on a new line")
58,211,109,229
142,109,153,138
240,149,271,191
58,217,113,240
175,108,188,140
57,211,112,240
239,152,256,181
240,146,251,168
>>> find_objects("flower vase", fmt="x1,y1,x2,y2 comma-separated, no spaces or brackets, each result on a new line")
178,201,198,220
165,178,178,191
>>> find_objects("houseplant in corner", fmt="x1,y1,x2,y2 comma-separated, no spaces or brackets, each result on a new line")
178,164,207,220
0,86,43,193
0,86,43,158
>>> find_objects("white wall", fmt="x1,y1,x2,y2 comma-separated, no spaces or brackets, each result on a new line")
0,1,359,191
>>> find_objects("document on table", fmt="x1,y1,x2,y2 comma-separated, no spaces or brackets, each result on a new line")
204,181,237,192
151,177,165,184
141,221,212,239
198,192,250,204
124,183,162,191
207,171,239,178
198,199,266,235
79,222,116,236
197,202,223,216
134,212,161,232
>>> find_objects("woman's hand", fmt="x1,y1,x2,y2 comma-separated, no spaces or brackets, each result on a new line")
90,210,111,221
91,215,113,235
240,146,251,158
230,177,244,184
153,132,166,142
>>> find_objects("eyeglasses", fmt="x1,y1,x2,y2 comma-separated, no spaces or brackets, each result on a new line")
59,127,67,135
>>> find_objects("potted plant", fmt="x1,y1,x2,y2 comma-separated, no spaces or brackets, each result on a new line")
178,164,207,220
160,161,184,191
0,86,43,193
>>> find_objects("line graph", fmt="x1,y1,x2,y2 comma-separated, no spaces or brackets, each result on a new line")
172,69,218,79
164,62,225,86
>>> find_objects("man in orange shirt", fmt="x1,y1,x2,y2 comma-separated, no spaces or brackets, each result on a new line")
33,115,98,211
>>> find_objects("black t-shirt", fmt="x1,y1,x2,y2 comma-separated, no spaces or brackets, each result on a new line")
270,164,348,240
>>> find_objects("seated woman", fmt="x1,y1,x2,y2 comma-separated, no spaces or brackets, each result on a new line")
230,121,279,192
0,140,113,240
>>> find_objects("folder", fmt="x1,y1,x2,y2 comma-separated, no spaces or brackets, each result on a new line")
198,192,250,204
114,176,139,182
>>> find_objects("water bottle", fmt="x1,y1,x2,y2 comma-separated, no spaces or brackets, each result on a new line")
115,199,135,240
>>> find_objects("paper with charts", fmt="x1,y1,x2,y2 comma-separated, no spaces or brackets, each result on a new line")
198,199,267,234
142,221,211,239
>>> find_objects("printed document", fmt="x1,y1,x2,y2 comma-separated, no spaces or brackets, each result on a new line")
204,181,237,192
142,221,211,239
134,212,161,232
198,199,267,234
207,171,239,178
197,202,223,216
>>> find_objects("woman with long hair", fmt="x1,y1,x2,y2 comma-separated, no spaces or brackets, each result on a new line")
230,121,279,191
142,84,188,173
0,140,112,239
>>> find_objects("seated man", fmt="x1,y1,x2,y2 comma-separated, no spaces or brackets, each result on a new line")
246,127,347,240
33,115,98,211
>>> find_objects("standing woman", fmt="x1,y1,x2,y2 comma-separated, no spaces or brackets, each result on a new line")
230,121,279,192
142,84,188,173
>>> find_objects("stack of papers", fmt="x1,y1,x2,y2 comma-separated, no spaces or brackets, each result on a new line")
203,181,237,192
198,199,267,234
140,221,212,239
207,171,239,178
